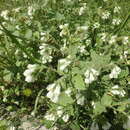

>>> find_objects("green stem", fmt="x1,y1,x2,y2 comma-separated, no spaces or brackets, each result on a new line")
33,88,44,116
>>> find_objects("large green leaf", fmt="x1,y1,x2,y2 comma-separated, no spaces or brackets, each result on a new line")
101,94,112,107
25,29,32,39
58,93,74,106
90,51,111,70
93,102,106,115
72,74,86,90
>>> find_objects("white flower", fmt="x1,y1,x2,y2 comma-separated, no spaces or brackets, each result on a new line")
39,43,52,64
28,6,34,16
109,35,117,44
91,101,96,109
65,88,72,96
84,68,99,84
25,75,35,82
90,122,99,130
112,85,119,89
114,6,121,13
50,126,58,130
109,66,121,79
111,85,126,97
100,33,107,42
46,83,61,103
57,106,63,117
44,112,56,121
41,55,52,64
1,10,9,20
102,122,111,130
62,114,69,122
101,11,110,20
13,7,21,13
123,116,130,129
77,26,88,31
122,36,129,45
76,93,85,105
23,64,38,82
59,24,69,37
112,19,121,25
93,22,100,29
78,45,86,53
58,58,71,71
79,6,86,15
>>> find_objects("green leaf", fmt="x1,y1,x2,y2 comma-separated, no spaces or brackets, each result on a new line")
90,51,111,70
117,105,126,112
94,102,106,115
55,12,65,21
119,67,129,78
42,120,53,129
3,70,12,82
70,121,80,130
101,94,112,107
25,29,32,39
58,93,74,106
72,74,86,90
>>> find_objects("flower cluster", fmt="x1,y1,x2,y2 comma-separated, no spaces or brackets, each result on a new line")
46,83,61,103
23,64,38,82
84,68,99,84
39,43,53,64
109,66,121,79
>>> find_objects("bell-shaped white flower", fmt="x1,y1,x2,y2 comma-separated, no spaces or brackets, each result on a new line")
102,122,111,130
44,112,56,121
23,64,38,82
109,66,121,79
84,68,99,84
58,58,71,71
111,85,126,97
46,83,61,103
123,116,130,129
57,106,63,117
90,122,99,130
62,114,69,122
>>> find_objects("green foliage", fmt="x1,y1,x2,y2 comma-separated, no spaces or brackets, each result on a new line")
0,0,130,129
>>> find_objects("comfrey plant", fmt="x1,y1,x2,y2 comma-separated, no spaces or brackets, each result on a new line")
0,0,130,129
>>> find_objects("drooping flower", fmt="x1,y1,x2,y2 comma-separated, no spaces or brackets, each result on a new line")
79,3,86,15
59,24,69,37
78,45,86,53
76,93,85,105
123,116,130,129
44,112,56,121
57,106,63,117
109,35,117,44
100,33,107,42
101,11,110,20
114,6,121,13
46,83,61,103
65,88,72,97
109,66,121,79
23,64,38,82
111,85,126,97
93,22,100,29
1,10,9,20
112,18,121,25
39,43,53,64
58,56,71,71
84,68,99,84
62,114,69,122
122,36,129,45
90,122,99,130
102,122,111,130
